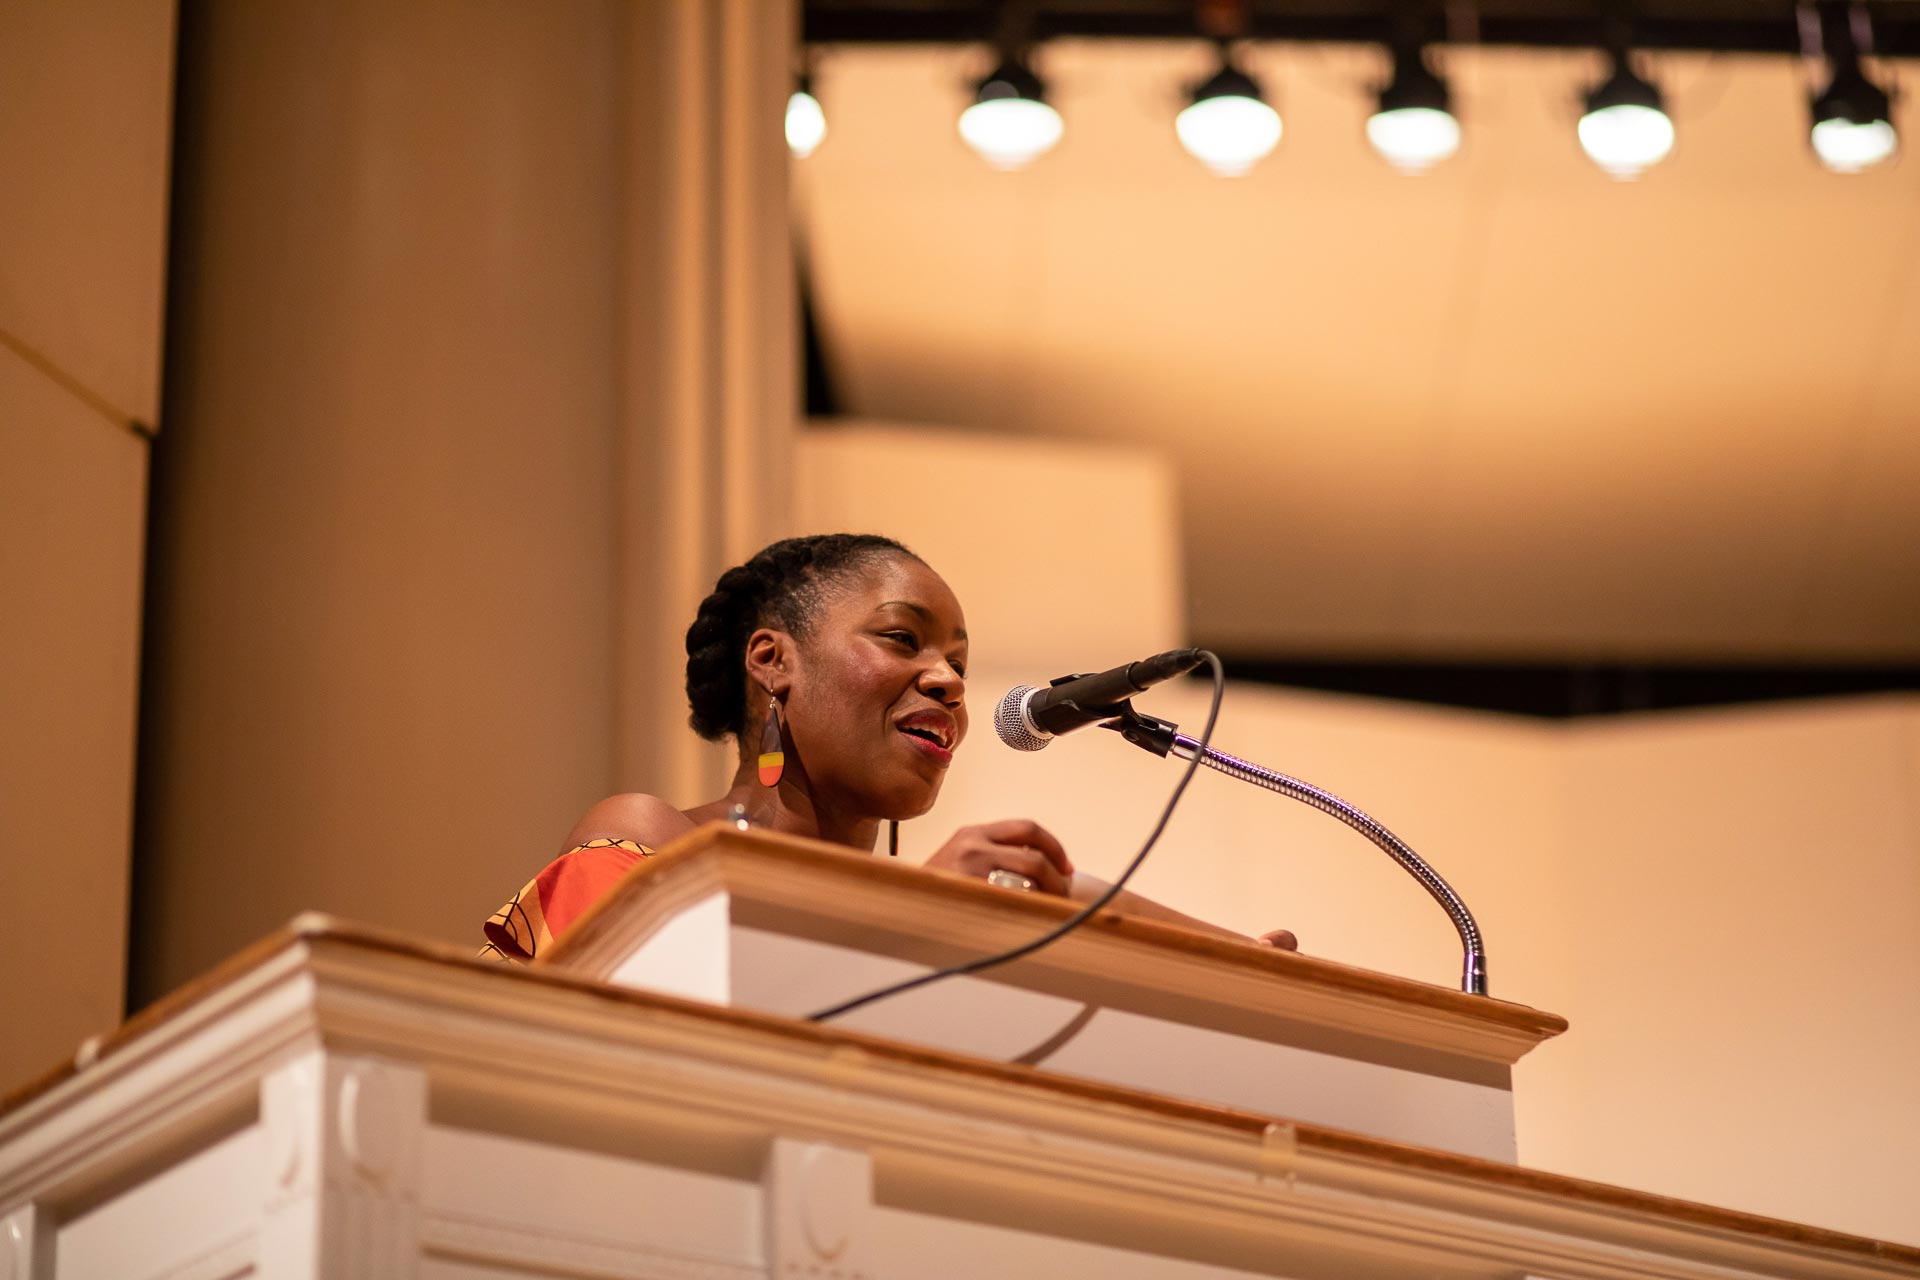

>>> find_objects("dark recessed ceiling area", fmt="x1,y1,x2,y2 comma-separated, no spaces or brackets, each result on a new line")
1207,658,1920,716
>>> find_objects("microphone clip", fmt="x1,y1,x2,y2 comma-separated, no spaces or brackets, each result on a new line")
1032,672,1140,742
1099,703,1181,757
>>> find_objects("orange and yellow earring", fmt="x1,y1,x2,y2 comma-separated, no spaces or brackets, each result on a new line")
757,696,785,787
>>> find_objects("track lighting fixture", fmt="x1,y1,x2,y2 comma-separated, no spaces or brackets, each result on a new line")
786,72,826,159
803,10,1901,181
1367,39,1460,173
1175,52,1283,176
958,54,1063,170
1812,68,1897,173
1804,4,1897,173
1811,65,1896,172
1577,49,1675,179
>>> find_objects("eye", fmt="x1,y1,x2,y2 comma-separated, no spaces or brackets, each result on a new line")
880,629,917,649
950,657,968,679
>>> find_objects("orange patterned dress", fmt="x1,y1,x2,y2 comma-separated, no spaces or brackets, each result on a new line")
480,837,654,962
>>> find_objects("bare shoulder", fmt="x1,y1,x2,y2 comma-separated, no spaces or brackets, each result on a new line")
561,793,698,853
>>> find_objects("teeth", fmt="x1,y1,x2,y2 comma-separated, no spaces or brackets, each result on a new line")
903,723,950,748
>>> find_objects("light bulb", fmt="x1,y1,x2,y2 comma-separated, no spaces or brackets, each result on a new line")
1811,117,1897,172
786,90,826,159
1176,96,1281,175
1579,54,1674,179
1578,103,1675,177
1809,55,1897,174
1175,64,1281,177
959,97,1063,169
1367,107,1461,173
959,56,1062,170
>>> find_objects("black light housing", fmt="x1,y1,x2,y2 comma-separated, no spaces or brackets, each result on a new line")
1584,52,1666,116
1812,57,1893,126
972,54,1047,108
1189,62,1263,108
1378,42,1452,116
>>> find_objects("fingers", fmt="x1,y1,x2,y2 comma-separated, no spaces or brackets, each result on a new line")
923,820,1074,897
993,843,1072,896
970,818,1073,877
1258,928,1299,951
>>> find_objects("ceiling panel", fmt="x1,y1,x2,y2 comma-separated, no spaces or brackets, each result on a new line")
798,40,1920,660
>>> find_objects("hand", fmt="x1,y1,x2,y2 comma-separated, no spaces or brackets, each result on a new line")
924,819,1074,897
1257,928,1299,951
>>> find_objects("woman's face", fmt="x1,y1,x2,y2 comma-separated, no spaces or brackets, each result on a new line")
782,554,969,820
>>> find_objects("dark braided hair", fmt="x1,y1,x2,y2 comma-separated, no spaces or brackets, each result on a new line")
684,533,922,741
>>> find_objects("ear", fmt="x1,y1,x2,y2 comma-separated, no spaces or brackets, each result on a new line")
743,626,794,700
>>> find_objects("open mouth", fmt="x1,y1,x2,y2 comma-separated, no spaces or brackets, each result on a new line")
896,715,957,763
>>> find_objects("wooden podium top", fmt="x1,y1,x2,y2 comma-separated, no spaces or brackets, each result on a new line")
543,821,1567,1066
3,915,1916,1277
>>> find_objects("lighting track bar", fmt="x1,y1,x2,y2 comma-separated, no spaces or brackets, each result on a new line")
802,3,1920,58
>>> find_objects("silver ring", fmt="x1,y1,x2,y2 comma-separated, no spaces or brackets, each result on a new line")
986,869,1036,892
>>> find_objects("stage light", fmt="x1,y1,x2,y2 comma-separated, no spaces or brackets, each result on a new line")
958,55,1062,170
1578,51,1675,179
786,76,826,159
1367,41,1460,173
1807,21,1897,172
1175,57,1282,176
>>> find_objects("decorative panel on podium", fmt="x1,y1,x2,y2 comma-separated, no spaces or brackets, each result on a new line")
539,824,1564,1163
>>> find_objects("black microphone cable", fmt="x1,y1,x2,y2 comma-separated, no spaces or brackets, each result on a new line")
807,650,1226,1023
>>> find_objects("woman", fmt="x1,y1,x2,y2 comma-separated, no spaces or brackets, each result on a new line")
484,533,1293,961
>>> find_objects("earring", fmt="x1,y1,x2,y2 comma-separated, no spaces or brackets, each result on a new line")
757,695,785,787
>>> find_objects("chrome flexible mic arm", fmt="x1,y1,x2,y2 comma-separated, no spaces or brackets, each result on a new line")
1106,708,1488,996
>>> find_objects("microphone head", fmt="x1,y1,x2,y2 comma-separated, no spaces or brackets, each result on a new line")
993,685,1052,751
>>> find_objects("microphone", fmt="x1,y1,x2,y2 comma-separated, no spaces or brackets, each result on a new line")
995,648,1205,751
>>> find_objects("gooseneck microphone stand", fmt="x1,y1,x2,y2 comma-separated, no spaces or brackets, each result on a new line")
1104,703,1489,997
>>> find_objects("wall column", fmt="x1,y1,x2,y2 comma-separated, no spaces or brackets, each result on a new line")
616,0,798,803
133,0,796,1005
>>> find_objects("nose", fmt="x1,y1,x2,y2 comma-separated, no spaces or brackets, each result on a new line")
919,657,965,708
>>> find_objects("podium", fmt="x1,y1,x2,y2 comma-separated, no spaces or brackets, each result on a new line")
2,826,1915,1280
543,824,1561,1162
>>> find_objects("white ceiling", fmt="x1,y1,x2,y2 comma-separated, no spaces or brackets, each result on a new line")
797,40,1920,661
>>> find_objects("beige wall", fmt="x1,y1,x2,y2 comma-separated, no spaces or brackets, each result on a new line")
794,423,1184,672
801,424,1920,1247
0,0,174,1092
1545,699,1920,1241
0,356,152,1096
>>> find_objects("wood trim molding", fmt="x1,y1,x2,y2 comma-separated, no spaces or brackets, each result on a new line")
542,823,1567,1065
